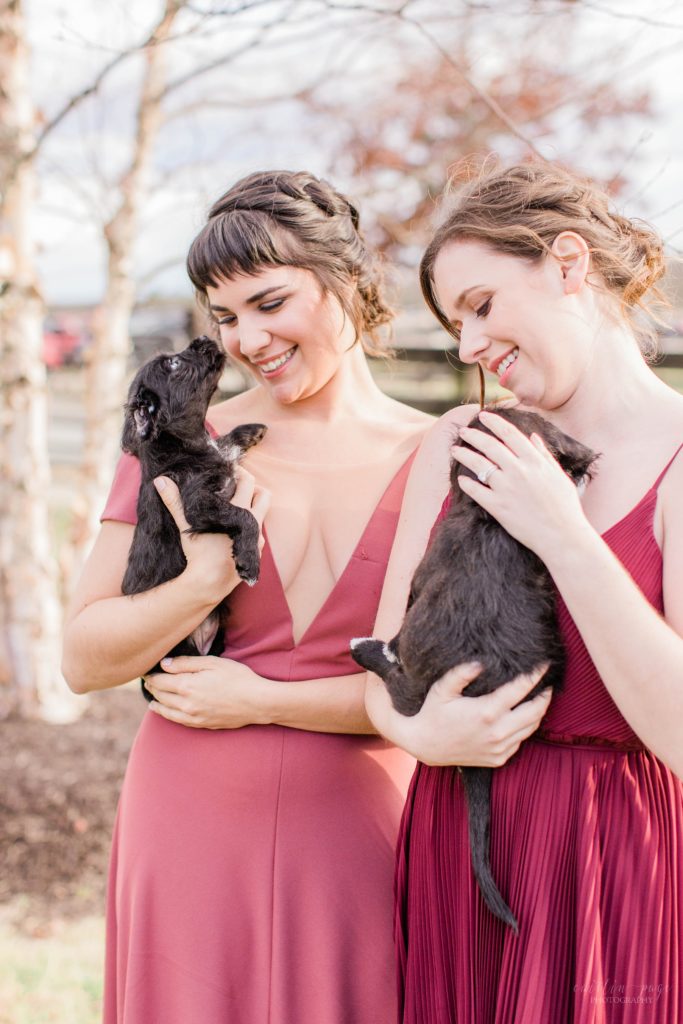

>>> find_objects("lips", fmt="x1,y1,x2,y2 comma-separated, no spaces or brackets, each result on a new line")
253,346,297,375
489,347,518,377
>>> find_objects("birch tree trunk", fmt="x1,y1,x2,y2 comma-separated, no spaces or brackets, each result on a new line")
0,0,80,720
68,0,185,567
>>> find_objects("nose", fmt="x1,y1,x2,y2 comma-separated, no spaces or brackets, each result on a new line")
237,318,270,360
458,319,490,365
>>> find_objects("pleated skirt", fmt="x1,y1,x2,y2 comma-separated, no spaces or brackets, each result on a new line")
396,739,683,1024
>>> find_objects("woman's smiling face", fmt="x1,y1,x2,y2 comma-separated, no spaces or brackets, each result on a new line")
432,239,596,410
207,265,356,405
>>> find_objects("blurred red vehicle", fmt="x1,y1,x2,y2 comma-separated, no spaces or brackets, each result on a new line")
42,318,85,369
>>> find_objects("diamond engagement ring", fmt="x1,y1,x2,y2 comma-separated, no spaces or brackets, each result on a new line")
477,465,498,486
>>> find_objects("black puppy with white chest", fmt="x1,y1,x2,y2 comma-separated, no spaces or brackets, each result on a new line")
120,335,266,700
351,407,598,932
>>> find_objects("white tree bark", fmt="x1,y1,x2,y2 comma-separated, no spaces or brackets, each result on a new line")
0,0,80,720
69,0,186,568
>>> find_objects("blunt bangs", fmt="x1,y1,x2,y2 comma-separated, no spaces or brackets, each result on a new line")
187,211,297,292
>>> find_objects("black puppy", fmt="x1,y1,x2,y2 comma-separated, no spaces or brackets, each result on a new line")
120,335,267,700
351,407,597,932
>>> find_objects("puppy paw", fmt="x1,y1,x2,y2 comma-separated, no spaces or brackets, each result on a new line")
235,553,261,586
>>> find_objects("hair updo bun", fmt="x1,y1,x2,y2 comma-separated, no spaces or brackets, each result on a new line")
420,161,667,357
187,170,393,356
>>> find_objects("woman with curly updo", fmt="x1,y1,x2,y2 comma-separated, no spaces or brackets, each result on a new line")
62,170,432,1023
367,162,683,1022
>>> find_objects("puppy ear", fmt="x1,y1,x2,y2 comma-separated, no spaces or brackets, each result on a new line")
122,387,161,452
224,423,268,456
555,442,600,483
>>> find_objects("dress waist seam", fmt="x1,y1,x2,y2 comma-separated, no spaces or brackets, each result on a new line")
532,733,646,753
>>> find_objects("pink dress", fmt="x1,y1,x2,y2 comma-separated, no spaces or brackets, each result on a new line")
100,447,416,1024
395,445,683,1023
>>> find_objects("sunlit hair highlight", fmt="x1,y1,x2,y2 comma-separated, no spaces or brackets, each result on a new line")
420,160,667,360
187,170,394,357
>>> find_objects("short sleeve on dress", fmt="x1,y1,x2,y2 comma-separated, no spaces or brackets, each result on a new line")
100,453,141,525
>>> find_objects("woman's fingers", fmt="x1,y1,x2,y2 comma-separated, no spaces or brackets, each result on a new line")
251,484,271,527
430,661,484,699
149,700,196,726
486,664,550,713
154,476,191,532
477,410,536,458
451,445,500,484
457,423,518,467
231,466,256,509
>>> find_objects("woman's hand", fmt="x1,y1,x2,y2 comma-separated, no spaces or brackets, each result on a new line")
452,410,589,558
392,661,553,767
144,655,269,729
154,467,271,602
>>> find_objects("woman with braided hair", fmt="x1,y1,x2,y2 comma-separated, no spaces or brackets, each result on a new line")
62,170,433,1023
365,161,683,1022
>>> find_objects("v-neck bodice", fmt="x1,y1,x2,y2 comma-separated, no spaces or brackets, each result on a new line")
221,452,415,680
101,440,416,682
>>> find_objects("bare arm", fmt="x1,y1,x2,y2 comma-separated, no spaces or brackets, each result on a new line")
145,657,375,734
364,406,553,764
62,471,269,694
88,474,373,733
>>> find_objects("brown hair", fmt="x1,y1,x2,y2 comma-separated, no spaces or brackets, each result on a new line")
187,170,393,356
420,161,667,359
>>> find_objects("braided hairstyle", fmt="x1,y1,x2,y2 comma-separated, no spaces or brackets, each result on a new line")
420,162,667,359
187,170,393,356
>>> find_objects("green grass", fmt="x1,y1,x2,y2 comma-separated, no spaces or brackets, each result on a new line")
0,909,104,1024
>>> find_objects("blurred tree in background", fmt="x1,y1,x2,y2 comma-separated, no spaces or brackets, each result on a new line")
0,0,672,719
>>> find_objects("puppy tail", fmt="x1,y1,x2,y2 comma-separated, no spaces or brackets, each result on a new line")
461,767,519,934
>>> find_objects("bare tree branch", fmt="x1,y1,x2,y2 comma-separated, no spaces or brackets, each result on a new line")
161,0,298,97
314,0,547,158
576,1,683,32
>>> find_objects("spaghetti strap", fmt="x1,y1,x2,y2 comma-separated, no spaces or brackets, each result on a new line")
653,440,683,491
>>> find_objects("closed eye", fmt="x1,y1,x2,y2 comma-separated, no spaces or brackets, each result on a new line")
260,297,285,313
215,298,285,327
475,297,492,319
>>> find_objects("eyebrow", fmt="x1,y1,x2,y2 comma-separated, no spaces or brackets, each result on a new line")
208,285,286,313
452,285,484,312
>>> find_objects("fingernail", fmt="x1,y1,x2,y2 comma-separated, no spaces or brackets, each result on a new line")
154,477,167,492
160,657,172,668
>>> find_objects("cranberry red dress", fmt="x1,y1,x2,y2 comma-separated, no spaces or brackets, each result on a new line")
100,448,416,1024
396,447,683,1024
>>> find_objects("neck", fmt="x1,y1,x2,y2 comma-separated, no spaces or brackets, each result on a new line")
541,324,673,448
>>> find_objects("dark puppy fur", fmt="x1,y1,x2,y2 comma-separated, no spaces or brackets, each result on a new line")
351,407,598,932
120,335,267,700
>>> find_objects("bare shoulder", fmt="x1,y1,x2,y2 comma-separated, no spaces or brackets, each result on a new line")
206,388,263,434
386,398,435,450
420,402,479,450
660,426,683,518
